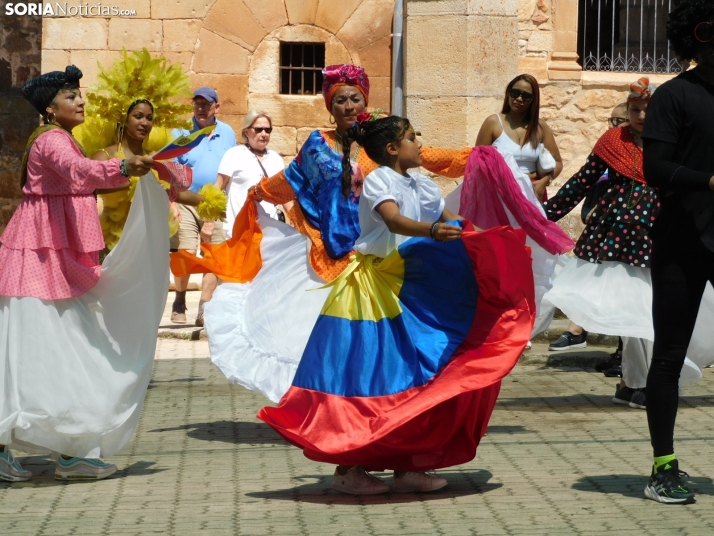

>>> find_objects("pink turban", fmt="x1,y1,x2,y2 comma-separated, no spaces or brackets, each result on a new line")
322,64,370,112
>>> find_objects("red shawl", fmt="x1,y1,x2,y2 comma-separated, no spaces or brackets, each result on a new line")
592,126,645,184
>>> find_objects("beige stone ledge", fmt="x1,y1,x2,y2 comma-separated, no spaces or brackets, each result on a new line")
193,30,250,74
581,71,677,89
151,0,218,19
108,19,162,51
243,0,289,34
43,18,108,50
316,0,364,34
163,19,202,53
369,76,392,113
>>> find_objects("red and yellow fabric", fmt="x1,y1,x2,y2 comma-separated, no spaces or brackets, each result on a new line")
258,225,535,470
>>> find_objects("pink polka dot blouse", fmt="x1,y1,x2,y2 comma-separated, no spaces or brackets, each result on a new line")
0,128,129,300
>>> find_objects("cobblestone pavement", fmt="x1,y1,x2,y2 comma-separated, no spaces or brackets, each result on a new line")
3,340,714,535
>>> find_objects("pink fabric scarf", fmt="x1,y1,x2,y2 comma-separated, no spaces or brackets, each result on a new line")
460,146,574,255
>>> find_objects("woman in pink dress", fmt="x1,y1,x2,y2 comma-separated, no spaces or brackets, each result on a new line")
0,66,188,482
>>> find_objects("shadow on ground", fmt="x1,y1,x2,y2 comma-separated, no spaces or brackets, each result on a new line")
149,420,286,445
246,469,501,505
573,473,714,499
497,394,714,413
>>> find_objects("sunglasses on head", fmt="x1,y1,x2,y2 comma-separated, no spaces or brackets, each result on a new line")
251,127,273,134
608,117,628,128
695,22,714,43
508,88,534,103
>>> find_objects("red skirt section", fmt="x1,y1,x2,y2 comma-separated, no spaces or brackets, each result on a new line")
258,227,535,471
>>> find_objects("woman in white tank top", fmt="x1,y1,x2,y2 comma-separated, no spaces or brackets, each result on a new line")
476,74,562,201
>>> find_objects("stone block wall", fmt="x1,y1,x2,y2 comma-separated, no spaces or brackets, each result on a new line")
40,0,395,164
0,8,42,236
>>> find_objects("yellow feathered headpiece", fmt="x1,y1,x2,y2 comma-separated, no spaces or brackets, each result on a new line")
74,47,193,158
73,49,199,250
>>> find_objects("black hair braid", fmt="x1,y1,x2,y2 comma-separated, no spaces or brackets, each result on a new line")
340,124,365,197
339,116,413,197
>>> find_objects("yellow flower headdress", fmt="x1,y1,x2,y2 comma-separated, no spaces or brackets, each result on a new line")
72,49,226,251
74,48,193,158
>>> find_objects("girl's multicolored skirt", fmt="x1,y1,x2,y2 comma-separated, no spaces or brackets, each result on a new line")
258,225,535,471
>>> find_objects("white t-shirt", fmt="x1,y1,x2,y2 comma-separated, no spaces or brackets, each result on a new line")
217,145,286,238
354,166,445,258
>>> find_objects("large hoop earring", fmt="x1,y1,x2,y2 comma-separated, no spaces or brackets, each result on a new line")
695,22,714,43
329,114,336,125
46,112,56,124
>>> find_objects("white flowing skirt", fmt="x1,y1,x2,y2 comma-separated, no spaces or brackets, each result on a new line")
543,256,714,385
0,175,169,458
205,209,332,403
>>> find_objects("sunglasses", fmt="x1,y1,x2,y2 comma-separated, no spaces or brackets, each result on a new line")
251,127,273,134
695,22,714,43
508,88,534,103
608,117,628,128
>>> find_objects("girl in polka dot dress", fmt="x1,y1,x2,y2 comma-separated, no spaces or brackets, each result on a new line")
542,78,704,408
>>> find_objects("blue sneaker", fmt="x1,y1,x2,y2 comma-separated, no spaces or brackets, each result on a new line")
0,450,32,482
55,457,117,481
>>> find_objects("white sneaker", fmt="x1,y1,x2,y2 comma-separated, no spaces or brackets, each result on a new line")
0,450,32,482
393,471,448,492
332,466,390,495
55,457,117,481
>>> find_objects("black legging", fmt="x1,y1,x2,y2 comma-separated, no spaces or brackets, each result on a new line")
647,240,714,457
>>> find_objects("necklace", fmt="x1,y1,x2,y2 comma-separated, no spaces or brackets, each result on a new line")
246,143,267,157
505,113,527,146
334,131,360,161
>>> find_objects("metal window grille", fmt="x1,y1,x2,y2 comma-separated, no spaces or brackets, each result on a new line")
279,43,325,95
577,0,684,74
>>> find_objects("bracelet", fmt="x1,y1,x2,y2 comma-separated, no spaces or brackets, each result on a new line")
253,184,263,200
430,221,439,240
119,159,129,177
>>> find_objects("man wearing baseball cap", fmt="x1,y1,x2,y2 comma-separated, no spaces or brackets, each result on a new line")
169,87,237,326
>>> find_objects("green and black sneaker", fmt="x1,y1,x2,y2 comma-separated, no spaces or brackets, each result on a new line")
644,459,695,505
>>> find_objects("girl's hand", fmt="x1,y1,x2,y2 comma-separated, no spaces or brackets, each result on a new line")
170,202,182,223
200,221,215,242
532,176,550,201
125,155,154,177
433,222,462,242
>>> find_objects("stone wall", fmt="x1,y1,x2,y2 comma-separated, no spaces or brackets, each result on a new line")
0,6,42,236
41,0,395,164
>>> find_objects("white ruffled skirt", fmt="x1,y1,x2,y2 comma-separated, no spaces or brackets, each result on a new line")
543,256,714,385
0,176,168,457
205,210,332,403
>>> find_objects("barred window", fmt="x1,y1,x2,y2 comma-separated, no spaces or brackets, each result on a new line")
578,0,684,74
279,43,325,95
